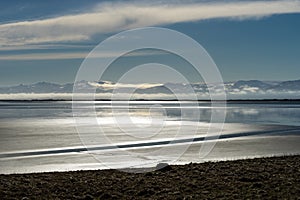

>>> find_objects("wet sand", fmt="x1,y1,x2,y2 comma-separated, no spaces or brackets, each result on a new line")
0,155,299,199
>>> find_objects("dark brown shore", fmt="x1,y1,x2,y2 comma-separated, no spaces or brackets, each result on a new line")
1,156,299,199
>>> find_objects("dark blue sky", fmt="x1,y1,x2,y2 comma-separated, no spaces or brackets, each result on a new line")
0,0,299,86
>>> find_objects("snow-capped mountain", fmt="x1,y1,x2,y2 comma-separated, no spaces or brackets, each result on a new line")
0,82,73,93
0,79,299,99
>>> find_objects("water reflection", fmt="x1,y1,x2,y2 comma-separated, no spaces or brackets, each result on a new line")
0,101,300,126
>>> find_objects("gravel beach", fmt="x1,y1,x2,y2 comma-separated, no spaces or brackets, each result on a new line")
1,155,299,199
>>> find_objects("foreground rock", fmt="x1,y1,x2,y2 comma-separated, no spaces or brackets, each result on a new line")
0,155,299,199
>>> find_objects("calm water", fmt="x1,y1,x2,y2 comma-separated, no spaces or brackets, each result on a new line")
0,101,300,174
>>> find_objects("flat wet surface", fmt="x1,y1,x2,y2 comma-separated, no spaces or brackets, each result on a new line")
0,101,300,174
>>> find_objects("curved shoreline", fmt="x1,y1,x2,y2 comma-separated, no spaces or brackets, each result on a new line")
1,128,299,160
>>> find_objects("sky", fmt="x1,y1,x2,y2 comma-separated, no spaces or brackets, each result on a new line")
0,0,300,86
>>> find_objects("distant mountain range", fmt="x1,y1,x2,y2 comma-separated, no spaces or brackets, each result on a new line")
0,79,299,100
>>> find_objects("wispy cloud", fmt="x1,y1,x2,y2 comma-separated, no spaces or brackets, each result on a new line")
0,52,89,60
1,0,300,46
0,49,167,60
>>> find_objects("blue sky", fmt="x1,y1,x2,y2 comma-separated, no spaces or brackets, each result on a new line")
0,0,300,86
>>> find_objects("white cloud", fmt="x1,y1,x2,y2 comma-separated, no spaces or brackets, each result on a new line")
88,81,163,90
0,52,89,60
0,89,299,100
0,49,167,60
1,0,300,46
